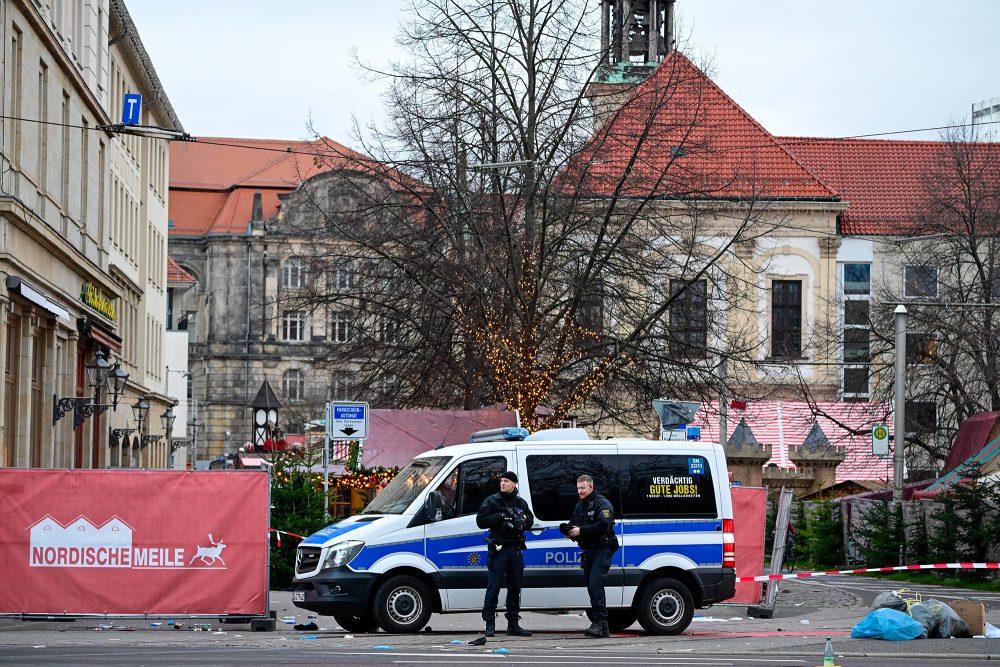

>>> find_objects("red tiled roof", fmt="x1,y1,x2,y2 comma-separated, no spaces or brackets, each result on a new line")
169,136,366,237
693,400,894,483
166,256,195,283
567,53,837,200
779,137,955,235
361,405,520,468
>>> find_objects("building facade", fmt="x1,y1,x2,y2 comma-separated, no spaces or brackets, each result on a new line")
0,0,179,469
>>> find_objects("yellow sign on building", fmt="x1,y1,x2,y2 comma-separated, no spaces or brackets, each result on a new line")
80,282,117,321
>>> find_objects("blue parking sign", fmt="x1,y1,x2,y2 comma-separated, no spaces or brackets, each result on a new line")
122,94,142,125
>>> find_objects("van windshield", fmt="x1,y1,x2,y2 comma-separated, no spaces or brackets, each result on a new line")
361,456,451,515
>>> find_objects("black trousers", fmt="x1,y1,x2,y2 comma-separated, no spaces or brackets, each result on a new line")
482,544,523,623
582,546,612,621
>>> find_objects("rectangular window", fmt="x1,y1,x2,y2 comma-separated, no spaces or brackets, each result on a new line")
578,279,604,332
906,333,937,365
61,91,69,208
843,263,871,295
843,367,870,397
380,317,398,343
905,401,937,433
621,455,717,518
433,456,507,520
331,311,350,343
525,454,620,521
904,265,938,298
331,264,354,291
843,328,870,362
283,258,304,289
330,373,352,401
771,280,802,358
37,61,48,189
844,299,869,326
669,279,708,359
281,311,306,341
10,26,22,167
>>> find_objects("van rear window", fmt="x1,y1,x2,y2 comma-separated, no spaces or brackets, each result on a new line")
621,454,716,518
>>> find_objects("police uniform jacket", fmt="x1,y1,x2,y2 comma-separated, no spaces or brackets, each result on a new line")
570,492,616,550
477,490,534,545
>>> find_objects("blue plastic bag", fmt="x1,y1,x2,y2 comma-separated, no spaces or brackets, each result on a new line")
851,608,924,641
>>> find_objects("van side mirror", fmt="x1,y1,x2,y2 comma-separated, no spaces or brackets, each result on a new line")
425,492,442,523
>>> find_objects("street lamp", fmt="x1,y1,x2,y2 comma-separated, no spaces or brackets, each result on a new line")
53,351,128,427
132,395,149,425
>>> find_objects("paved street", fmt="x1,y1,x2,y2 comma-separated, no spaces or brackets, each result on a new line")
2,577,999,665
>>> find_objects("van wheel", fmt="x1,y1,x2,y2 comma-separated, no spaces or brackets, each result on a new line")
333,613,379,633
372,575,432,633
636,577,694,635
606,608,638,632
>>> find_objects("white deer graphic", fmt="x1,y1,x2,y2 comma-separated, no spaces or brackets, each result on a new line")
189,533,227,566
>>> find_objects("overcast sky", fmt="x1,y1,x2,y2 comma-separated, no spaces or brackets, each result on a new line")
128,0,999,146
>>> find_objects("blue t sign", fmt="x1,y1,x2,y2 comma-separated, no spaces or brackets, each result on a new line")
122,94,142,125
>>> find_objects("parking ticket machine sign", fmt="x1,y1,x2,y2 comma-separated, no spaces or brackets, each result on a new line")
329,402,368,440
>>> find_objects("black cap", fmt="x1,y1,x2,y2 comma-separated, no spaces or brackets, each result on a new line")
500,470,518,483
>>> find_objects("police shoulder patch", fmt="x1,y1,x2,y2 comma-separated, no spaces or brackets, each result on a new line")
601,509,611,518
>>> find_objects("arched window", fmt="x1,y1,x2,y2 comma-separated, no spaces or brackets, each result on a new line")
282,368,305,401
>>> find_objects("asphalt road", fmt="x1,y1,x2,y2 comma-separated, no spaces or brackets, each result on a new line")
2,576,999,665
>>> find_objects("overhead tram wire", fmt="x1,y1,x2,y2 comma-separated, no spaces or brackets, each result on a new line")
0,113,998,162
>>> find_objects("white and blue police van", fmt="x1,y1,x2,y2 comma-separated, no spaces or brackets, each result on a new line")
292,427,736,635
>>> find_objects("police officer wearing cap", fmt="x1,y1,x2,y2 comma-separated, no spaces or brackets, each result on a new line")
476,470,534,637
564,474,618,638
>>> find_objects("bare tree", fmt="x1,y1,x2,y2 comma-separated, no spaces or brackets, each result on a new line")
279,0,786,433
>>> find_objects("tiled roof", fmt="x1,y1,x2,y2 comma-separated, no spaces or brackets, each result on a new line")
361,405,520,468
779,137,954,235
168,136,365,237
692,400,894,483
166,256,195,284
567,52,837,200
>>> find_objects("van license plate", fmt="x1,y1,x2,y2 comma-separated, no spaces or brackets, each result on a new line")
292,591,305,602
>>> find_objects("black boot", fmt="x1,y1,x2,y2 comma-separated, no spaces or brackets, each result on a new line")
507,622,532,637
600,620,610,637
584,620,604,637
484,619,495,637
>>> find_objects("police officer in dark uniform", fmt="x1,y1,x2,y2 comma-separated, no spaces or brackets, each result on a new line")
476,471,534,637
564,474,618,638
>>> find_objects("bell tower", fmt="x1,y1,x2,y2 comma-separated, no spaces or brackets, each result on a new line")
588,1,677,126
600,0,676,67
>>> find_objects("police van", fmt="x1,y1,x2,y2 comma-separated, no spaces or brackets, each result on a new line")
291,427,736,635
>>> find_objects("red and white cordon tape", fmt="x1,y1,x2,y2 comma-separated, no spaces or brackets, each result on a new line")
737,562,1000,583
268,528,306,547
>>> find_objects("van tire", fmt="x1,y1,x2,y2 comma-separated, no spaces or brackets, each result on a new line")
333,613,379,633
372,575,433,633
606,608,638,632
635,577,694,635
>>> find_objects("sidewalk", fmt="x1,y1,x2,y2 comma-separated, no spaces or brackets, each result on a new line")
1,581,998,660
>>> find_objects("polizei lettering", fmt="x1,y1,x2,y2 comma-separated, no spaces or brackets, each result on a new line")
544,551,582,564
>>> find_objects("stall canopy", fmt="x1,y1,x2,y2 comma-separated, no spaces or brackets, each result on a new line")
361,405,519,468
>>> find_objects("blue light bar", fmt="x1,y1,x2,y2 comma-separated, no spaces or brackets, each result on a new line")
469,427,531,443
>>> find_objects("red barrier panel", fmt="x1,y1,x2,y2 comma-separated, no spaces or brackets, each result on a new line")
729,486,765,604
0,469,269,615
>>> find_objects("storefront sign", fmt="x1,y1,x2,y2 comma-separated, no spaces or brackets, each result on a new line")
0,469,268,615
80,282,116,321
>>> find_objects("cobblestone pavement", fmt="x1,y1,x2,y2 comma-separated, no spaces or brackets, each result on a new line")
774,578,867,610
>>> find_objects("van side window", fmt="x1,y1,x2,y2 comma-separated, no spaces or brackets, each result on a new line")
525,455,620,521
435,456,506,519
621,454,716,518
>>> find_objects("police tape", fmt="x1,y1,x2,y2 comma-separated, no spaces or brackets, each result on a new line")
737,562,1000,583
268,528,306,547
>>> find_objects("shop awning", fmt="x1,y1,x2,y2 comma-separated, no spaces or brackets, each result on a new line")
5,276,70,321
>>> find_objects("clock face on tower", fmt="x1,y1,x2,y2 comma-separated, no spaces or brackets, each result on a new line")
254,409,267,426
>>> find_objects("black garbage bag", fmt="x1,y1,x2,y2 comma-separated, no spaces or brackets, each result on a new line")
907,602,935,639
871,590,908,613
924,599,971,638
